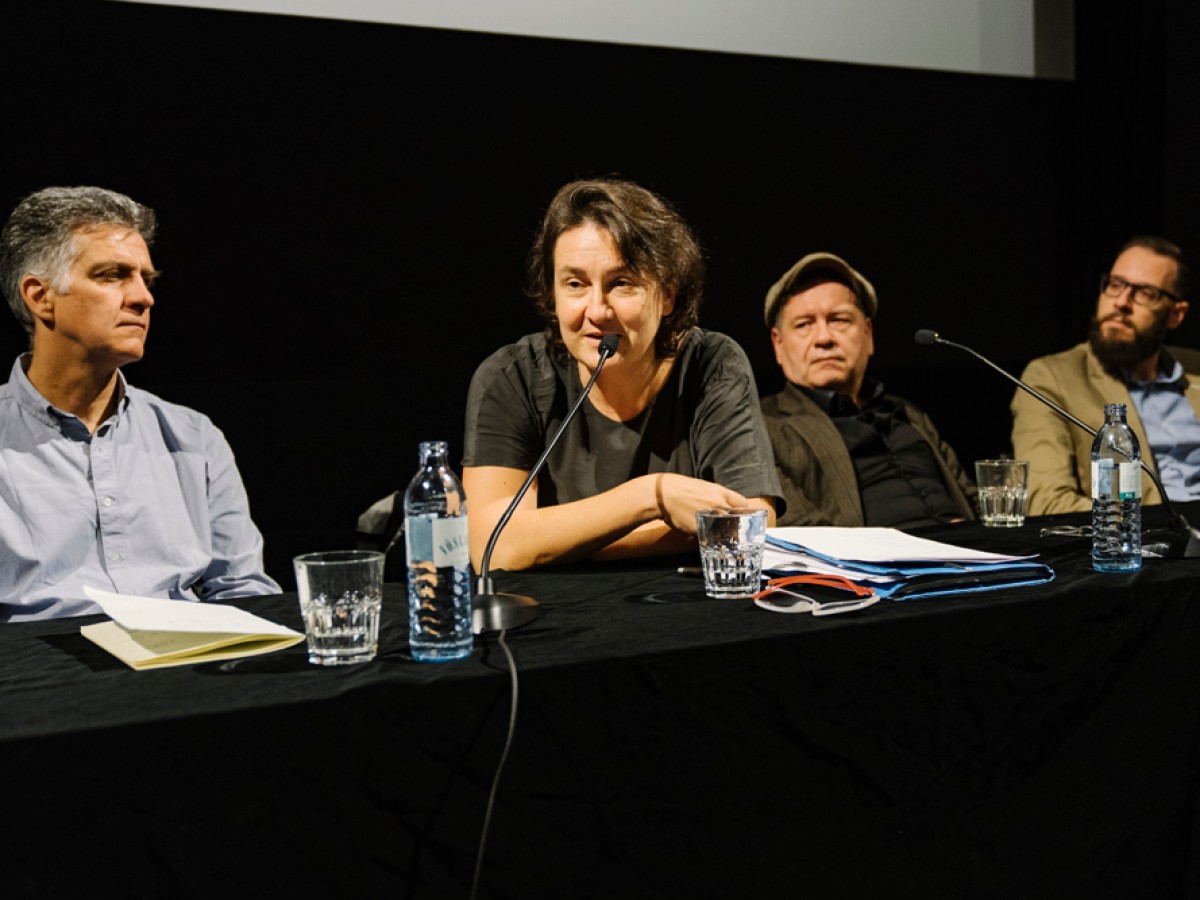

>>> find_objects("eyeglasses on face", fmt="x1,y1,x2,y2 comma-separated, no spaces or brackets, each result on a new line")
752,573,879,616
1099,273,1182,307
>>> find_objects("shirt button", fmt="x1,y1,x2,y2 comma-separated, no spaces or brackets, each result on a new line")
103,497,113,507
109,552,122,562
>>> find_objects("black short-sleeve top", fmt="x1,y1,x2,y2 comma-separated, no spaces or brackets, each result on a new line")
462,328,783,510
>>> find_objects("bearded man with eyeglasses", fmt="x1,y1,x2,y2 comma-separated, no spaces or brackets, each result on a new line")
1012,236,1200,514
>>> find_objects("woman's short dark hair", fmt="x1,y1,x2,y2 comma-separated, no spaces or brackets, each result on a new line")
527,178,704,358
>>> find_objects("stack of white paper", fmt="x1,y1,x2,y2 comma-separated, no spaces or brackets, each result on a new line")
764,527,1052,600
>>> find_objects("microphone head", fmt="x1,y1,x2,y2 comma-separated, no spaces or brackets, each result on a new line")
913,329,940,346
599,334,620,356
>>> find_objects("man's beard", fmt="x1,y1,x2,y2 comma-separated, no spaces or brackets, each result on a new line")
1088,311,1170,377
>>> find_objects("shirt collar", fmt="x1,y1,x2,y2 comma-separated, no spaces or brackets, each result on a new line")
795,377,884,416
1128,348,1185,389
9,354,133,434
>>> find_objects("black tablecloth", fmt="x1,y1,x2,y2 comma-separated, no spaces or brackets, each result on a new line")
3,513,1200,898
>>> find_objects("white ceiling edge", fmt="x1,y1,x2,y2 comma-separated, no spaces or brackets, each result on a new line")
109,0,1037,78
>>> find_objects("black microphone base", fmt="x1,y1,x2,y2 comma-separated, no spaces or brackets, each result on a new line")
472,591,540,634
1142,525,1200,559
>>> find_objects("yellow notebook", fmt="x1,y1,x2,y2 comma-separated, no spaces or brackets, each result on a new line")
80,586,303,671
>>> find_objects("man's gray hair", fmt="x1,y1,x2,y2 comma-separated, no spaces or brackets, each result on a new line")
0,186,157,340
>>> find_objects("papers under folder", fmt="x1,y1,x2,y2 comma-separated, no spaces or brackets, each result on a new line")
764,527,1055,600
80,586,304,670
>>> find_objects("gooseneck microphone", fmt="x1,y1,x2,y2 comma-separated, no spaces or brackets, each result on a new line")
468,335,619,900
472,333,621,633
915,329,1200,558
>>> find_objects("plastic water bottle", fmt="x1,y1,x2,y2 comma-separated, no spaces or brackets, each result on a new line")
1091,403,1142,572
404,441,473,661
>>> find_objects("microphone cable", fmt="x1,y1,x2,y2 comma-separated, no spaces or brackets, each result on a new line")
467,332,620,895
468,627,519,900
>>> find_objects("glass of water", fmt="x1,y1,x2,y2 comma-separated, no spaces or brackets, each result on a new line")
695,507,769,598
293,550,385,665
974,459,1030,528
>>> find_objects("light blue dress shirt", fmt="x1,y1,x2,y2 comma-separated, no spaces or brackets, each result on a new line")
0,355,279,621
1127,357,1200,501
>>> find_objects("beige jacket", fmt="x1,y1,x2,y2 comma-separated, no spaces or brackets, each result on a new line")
1011,343,1200,515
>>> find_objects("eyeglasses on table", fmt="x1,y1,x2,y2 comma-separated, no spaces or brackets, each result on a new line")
752,573,880,616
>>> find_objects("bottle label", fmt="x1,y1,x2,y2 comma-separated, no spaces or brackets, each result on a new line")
405,515,432,562
432,516,470,567
1091,460,1142,500
1118,461,1142,500
1091,460,1113,500
405,514,470,567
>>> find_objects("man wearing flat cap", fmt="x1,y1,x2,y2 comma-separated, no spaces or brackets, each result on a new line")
761,252,976,527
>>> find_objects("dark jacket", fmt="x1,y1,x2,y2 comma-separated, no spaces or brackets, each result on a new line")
761,381,976,526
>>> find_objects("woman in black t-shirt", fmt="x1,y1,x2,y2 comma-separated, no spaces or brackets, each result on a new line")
462,179,780,571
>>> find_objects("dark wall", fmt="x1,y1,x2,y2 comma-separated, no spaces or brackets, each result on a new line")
2,1,1193,584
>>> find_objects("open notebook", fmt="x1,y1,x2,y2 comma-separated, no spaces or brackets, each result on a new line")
80,586,303,670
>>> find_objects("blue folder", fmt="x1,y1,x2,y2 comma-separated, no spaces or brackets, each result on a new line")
765,535,1056,601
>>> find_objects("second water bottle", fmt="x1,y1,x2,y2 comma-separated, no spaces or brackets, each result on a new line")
404,440,473,661
1091,403,1142,573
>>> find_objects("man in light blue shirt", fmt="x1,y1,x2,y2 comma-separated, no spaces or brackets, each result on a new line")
1012,236,1200,514
0,186,279,621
